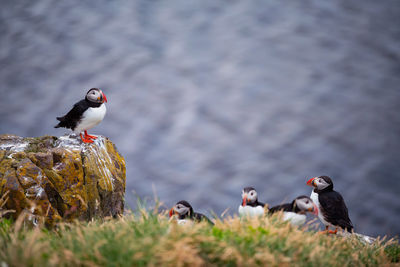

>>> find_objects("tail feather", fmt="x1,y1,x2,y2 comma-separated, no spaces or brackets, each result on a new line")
54,116,64,128
338,219,353,232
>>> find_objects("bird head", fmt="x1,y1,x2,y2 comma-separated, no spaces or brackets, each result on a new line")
241,187,258,206
293,195,318,215
169,200,193,218
86,88,107,104
307,176,333,191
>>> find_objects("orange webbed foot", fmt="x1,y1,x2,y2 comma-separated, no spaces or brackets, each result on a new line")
328,229,338,235
317,226,331,235
84,131,98,139
86,134,97,139
83,138,94,143
80,133,94,143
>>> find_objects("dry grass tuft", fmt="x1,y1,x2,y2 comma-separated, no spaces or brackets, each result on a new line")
0,191,15,218
0,206,398,267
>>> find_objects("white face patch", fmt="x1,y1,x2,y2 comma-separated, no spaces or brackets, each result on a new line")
86,89,103,103
174,203,190,216
242,189,257,204
295,197,314,213
315,177,330,190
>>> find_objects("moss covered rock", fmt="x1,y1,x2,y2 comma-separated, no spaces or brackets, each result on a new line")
0,134,126,226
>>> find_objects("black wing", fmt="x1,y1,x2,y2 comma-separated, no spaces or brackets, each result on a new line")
319,191,353,232
193,212,214,225
243,201,266,208
269,203,292,213
257,201,266,207
55,100,88,130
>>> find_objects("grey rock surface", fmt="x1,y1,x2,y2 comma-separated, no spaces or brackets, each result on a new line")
0,0,399,236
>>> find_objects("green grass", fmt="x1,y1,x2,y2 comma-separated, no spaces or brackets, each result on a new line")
0,205,398,267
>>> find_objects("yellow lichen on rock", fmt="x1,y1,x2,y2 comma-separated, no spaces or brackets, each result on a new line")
45,148,87,220
0,134,126,226
83,137,126,218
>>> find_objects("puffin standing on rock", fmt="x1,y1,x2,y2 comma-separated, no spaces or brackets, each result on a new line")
238,187,267,217
307,176,353,234
269,195,318,226
169,200,214,225
55,88,107,143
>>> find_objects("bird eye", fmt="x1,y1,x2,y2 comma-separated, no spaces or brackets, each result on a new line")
306,200,309,204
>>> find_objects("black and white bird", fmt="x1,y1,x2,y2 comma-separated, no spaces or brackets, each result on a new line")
169,200,214,225
307,176,353,234
269,196,318,226
238,187,266,217
55,88,107,143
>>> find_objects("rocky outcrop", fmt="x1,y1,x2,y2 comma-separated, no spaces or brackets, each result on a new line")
0,134,126,226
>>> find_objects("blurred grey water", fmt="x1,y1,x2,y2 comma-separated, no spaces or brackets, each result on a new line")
1,0,399,237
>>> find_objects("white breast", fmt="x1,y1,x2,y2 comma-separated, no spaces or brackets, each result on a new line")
167,219,194,233
310,190,331,227
238,205,265,217
74,104,107,133
283,212,306,226
310,190,319,208
177,219,194,226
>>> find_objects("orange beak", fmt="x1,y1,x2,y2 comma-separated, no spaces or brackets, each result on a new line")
307,177,316,187
169,208,175,217
102,92,107,103
242,194,248,206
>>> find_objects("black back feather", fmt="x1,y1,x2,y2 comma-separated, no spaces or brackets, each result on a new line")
269,203,293,213
318,190,353,232
193,212,214,225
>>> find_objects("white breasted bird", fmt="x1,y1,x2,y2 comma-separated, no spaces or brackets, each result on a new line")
169,200,214,225
55,88,107,143
238,187,267,217
269,195,318,226
307,176,353,234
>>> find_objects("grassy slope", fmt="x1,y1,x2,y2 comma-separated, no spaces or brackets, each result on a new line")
0,207,399,267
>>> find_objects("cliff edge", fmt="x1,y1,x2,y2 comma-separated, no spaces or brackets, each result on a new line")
0,134,126,226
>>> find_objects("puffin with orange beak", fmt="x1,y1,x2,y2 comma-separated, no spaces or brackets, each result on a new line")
55,88,107,143
169,200,213,225
238,187,266,217
307,176,353,234
269,195,318,226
